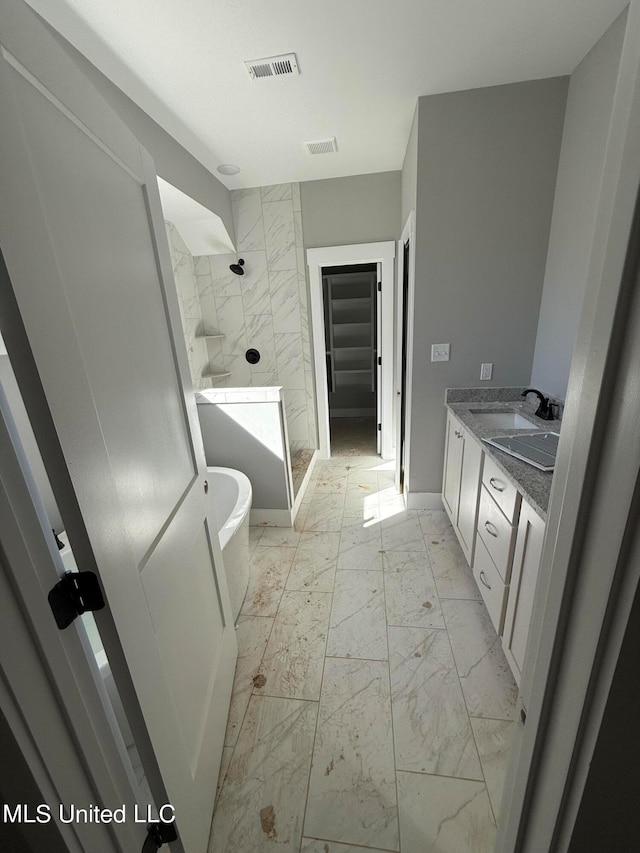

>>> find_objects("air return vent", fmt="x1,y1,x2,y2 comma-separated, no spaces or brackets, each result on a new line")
245,53,299,80
304,137,338,155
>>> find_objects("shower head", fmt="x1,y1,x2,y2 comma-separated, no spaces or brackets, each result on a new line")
229,258,245,276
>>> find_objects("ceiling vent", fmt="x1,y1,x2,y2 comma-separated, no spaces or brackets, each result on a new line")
244,53,299,80
304,137,338,155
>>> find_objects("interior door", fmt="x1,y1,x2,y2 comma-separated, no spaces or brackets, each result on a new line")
375,264,383,454
396,238,410,491
0,5,237,852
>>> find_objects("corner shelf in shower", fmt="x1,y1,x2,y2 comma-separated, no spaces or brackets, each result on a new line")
197,334,225,339
202,371,231,382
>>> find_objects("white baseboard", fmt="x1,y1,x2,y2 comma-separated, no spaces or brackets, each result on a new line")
406,492,444,510
250,508,294,527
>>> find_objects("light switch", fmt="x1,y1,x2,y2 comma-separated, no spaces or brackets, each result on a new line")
431,343,450,362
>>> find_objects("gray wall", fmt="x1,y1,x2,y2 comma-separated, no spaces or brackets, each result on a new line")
401,105,419,229
44,23,235,242
301,171,401,248
408,78,568,496
531,12,627,400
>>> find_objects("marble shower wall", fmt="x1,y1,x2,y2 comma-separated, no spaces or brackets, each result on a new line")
195,183,317,450
165,221,212,391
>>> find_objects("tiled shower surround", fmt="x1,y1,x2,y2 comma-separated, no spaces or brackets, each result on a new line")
194,183,316,450
165,221,213,391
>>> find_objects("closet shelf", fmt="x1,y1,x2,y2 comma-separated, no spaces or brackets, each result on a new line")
324,269,376,412
331,297,371,306
333,345,371,351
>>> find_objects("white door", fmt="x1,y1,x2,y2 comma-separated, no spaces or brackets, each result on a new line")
376,263,383,454
0,5,237,853
0,385,141,853
395,236,411,492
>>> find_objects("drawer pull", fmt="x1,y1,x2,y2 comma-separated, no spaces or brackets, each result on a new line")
484,520,499,538
489,477,506,492
479,571,492,590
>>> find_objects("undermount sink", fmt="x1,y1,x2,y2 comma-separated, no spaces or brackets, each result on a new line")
469,409,539,430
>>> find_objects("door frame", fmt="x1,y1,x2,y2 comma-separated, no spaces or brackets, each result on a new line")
0,379,149,853
395,212,416,496
307,241,395,459
498,3,640,850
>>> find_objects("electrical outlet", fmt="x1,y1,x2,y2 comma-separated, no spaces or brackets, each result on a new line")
431,343,450,362
480,363,493,381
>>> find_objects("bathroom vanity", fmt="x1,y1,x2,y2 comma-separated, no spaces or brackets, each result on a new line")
442,388,562,698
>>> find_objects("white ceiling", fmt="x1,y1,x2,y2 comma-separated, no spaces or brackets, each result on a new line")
27,0,627,189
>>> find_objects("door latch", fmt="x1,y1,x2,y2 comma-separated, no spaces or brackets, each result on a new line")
48,571,105,630
142,821,178,852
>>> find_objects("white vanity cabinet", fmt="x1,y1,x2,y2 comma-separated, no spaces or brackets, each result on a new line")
502,498,545,688
442,411,483,563
472,485,518,635
442,407,547,688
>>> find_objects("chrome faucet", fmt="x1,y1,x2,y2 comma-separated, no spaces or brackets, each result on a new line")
521,388,556,420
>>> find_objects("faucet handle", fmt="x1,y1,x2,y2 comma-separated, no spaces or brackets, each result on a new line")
522,388,555,420
537,397,555,420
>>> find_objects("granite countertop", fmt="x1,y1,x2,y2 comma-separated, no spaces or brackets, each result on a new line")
446,387,562,521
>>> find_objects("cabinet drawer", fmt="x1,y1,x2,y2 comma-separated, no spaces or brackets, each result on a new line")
482,454,521,524
477,486,516,583
473,536,508,636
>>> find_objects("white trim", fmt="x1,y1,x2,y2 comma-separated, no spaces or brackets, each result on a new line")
376,261,383,454
292,449,318,516
0,382,145,852
406,491,444,511
395,211,416,495
307,241,396,460
250,507,294,527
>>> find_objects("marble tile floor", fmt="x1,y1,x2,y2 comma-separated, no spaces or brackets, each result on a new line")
209,455,517,853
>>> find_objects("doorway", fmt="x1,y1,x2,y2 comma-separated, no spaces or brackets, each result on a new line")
307,242,396,460
322,263,378,456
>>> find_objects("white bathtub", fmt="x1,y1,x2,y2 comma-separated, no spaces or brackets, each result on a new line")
207,466,252,622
